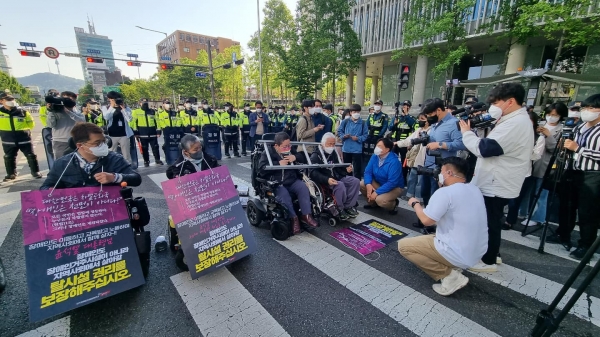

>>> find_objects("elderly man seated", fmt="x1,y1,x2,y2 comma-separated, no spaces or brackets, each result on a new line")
309,132,360,220
258,132,319,234
166,134,219,179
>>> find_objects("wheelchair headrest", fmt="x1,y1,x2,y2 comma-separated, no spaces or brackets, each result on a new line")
68,136,113,150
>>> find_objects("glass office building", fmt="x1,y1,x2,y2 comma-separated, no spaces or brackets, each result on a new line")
74,23,116,80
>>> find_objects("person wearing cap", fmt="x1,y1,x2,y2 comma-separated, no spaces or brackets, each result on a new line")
82,98,105,128
323,103,339,134
285,106,300,140
311,99,332,142
567,101,583,124
366,100,390,170
249,100,270,147
389,100,416,180
240,103,252,156
101,91,134,165
220,102,243,158
132,98,164,167
271,105,287,133
464,96,478,107
179,99,201,135
0,92,43,181
199,99,219,126
157,99,185,165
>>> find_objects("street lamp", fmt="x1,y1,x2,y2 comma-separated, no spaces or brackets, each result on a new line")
257,0,264,102
136,26,175,103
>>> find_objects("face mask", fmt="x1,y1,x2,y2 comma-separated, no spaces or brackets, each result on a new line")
345,116,351,120
374,147,383,156
374,105,381,111
203,104,209,109
581,110,600,122
185,103,191,109
323,146,334,154
280,151,290,156
546,115,560,124
5,100,15,108
426,114,438,125
90,104,99,110
309,108,316,115
256,108,262,113
352,113,361,120
178,106,184,111
244,107,249,111
438,172,445,186
488,105,503,122
188,150,204,161
418,120,426,128
568,110,580,118
314,107,322,114
268,109,273,113
86,143,109,157
279,109,284,114
164,104,171,110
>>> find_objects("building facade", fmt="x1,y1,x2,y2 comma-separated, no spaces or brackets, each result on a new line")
156,30,240,64
74,21,116,80
348,0,600,108
0,43,11,76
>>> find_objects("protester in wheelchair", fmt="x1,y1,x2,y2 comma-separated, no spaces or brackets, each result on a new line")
309,132,360,220
258,132,319,234
166,134,219,179
41,122,141,190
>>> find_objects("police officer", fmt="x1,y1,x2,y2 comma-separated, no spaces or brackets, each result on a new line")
158,99,184,165
0,92,42,181
365,100,390,166
285,106,300,140
83,98,105,128
240,103,251,156
132,98,164,167
199,99,219,126
267,105,275,132
220,102,242,158
324,104,339,134
271,106,287,133
180,99,201,135
388,99,416,182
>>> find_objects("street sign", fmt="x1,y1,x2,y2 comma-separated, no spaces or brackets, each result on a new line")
161,56,171,61
19,42,36,48
43,47,59,59
87,49,101,54
102,86,121,94
63,52,81,58
518,69,548,78
195,71,207,79
127,53,139,58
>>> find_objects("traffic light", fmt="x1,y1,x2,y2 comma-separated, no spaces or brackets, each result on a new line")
127,61,142,67
160,64,174,70
19,50,41,57
86,57,104,63
234,59,244,65
222,63,232,69
399,64,410,90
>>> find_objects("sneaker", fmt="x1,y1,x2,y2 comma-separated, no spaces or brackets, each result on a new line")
3,174,16,182
144,162,150,167
521,219,539,227
569,246,588,260
225,154,231,159
345,207,359,218
338,210,350,221
468,261,497,273
496,254,502,265
432,269,469,296
32,172,43,179
155,160,164,165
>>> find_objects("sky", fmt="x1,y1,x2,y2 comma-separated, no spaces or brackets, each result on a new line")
1,0,298,81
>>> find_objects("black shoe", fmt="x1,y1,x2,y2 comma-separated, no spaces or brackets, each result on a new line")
338,210,350,220
546,234,573,250
3,174,16,182
32,172,43,179
235,154,241,158
144,162,150,167
225,154,231,158
155,160,164,165
345,207,359,218
242,153,247,156
502,222,512,230
569,246,588,260
388,199,399,215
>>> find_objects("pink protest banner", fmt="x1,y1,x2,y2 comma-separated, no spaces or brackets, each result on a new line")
330,228,386,256
21,186,130,246
161,165,240,224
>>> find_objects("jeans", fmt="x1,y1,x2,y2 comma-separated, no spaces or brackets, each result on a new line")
529,178,548,223
420,175,438,206
406,167,422,198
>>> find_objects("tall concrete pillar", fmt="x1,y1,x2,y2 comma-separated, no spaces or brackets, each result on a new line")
316,90,322,100
412,55,428,106
505,43,527,75
345,70,354,107
370,76,379,104
355,61,367,107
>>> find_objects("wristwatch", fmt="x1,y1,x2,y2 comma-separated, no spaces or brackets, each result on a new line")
411,201,421,208
438,142,443,149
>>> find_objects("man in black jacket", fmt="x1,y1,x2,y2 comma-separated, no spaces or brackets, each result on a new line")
258,132,318,234
166,134,219,179
40,122,141,190
310,132,360,220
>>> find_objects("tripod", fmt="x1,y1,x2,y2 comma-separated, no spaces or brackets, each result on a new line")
521,135,574,253
530,234,600,336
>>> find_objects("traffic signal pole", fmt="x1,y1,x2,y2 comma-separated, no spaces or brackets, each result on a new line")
207,41,217,108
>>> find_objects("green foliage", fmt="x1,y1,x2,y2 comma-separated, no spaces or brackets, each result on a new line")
0,72,33,103
392,0,476,78
77,82,100,105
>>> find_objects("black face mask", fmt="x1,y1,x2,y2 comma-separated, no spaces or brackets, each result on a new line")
142,103,149,110
418,120,426,128
426,114,439,125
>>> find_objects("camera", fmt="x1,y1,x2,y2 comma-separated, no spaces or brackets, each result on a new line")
45,94,77,110
416,149,443,178
452,102,493,130
115,98,124,106
410,131,430,146
562,117,577,140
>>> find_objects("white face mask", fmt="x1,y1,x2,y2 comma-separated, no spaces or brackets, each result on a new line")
90,104,99,110
185,103,191,109
581,109,600,122
438,172,445,187
323,146,334,154
314,107,322,114
352,113,361,120
4,100,15,108
244,107,249,111
203,104,209,109
345,116,351,120
164,104,171,110
256,108,262,113
279,109,284,113
374,105,381,111
568,110,580,118
268,109,273,113
488,105,503,122
178,106,184,111
86,143,109,158
374,147,383,156
546,115,560,124
309,108,316,115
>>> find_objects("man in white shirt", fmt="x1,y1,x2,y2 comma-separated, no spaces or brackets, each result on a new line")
399,157,488,296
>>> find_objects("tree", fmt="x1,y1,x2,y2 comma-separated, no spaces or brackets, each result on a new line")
77,82,100,105
0,72,32,103
392,0,476,79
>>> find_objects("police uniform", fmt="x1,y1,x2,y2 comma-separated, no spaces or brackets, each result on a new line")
285,108,300,140
180,101,201,135
324,104,339,134
157,100,184,165
132,101,163,166
271,106,287,133
240,105,251,155
389,100,416,181
0,93,42,181
220,103,243,158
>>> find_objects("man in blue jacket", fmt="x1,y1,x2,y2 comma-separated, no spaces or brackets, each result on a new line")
249,100,270,149
360,138,405,215
312,99,333,142
337,104,368,180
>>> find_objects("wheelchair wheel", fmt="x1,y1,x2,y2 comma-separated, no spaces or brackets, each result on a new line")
246,200,265,226
0,257,6,293
271,219,290,241
322,213,338,227
175,249,189,271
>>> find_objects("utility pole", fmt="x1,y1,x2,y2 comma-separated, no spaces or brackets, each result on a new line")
207,41,217,108
257,0,264,102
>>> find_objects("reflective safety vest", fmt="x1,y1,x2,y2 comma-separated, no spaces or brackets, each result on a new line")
367,113,389,137
240,113,250,126
85,110,106,127
39,106,48,127
391,116,413,141
329,114,339,134
0,107,34,144
219,111,244,127
285,114,299,128
132,108,159,137
271,113,287,127
158,110,184,128
180,109,202,132
199,112,220,125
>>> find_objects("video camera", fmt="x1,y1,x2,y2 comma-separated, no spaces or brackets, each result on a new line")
410,131,430,146
120,184,150,230
452,102,493,130
45,94,77,111
416,149,443,178
562,117,578,140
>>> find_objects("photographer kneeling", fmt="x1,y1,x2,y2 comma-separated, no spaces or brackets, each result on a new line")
399,157,487,296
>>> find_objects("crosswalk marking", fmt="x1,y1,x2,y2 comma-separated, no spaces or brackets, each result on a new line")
0,191,25,247
148,173,288,336
15,317,70,337
277,233,500,337
238,162,252,170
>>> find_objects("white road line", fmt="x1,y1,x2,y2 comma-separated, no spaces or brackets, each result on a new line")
237,162,252,170
0,191,24,247
148,173,289,337
15,316,70,337
277,233,499,337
